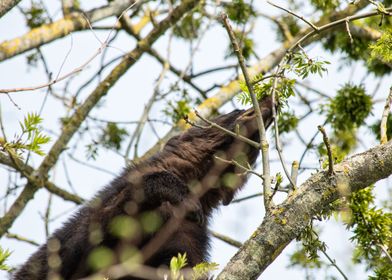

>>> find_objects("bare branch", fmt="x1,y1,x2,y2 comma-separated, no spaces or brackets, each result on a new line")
267,1,319,31
290,160,299,187
221,13,273,211
345,20,354,44
0,0,136,62
137,1,372,164
0,0,22,19
194,111,260,149
0,1,139,94
380,87,392,144
5,232,40,247
0,152,84,204
318,125,335,175
217,140,392,279
320,249,349,280
210,230,242,248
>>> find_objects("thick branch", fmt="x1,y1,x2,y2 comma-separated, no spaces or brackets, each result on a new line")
0,152,84,204
0,0,22,18
217,140,392,280
0,0,136,62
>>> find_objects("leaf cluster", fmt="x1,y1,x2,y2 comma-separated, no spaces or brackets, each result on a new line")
0,246,11,272
236,79,269,106
323,27,392,76
236,77,295,107
169,253,218,280
22,1,49,29
99,122,129,151
310,0,340,12
289,246,323,270
297,225,327,261
326,83,372,132
1,113,51,156
277,110,299,133
289,52,330,79
289,224,329,277
346,187,392,279
369,29,392,65
173,11,203,40
223,0,256,24
163,97,193,124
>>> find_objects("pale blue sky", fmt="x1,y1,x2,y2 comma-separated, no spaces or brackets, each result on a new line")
0,1,390,279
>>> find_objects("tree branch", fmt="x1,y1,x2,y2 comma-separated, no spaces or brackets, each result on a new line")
0,0,199,238
380,87,392,144
217,140,392,280
0,0,22,18
0,152,84,204
221,13,272,211
136,1,372,163
0,0,136,62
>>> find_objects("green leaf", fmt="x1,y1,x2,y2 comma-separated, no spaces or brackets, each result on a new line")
3,113,50,156
192,262,219,280
170,253,188,280
0,246,11,271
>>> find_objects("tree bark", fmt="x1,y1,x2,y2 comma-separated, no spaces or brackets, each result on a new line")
0,0,136,61
217,141,392,280
0,0,22,19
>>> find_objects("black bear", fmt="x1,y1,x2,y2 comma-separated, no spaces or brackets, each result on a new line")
13,96,274,279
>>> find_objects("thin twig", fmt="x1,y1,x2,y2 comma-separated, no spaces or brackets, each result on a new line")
5,232,40,246
318,125,334,175
190,64,238,78
345,20,354,44
0,1,140,94
298,120,327,168
267,1,319,31
44,194,53,237
214,155,264,179
221,13,273,211
209,230,242,248
320,249,349,280
380,86,392,144
291,160,299,187
120,12,207,99
378,244,392,264
195,111,260,148
288,7,392,54
270,74,297,189
231,192,263,203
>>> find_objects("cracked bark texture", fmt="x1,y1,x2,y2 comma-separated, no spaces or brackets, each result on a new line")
217,141,392,280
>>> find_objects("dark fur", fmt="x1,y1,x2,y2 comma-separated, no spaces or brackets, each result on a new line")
13,96,273,280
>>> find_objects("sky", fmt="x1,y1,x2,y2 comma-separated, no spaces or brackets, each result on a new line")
0,1,391,279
